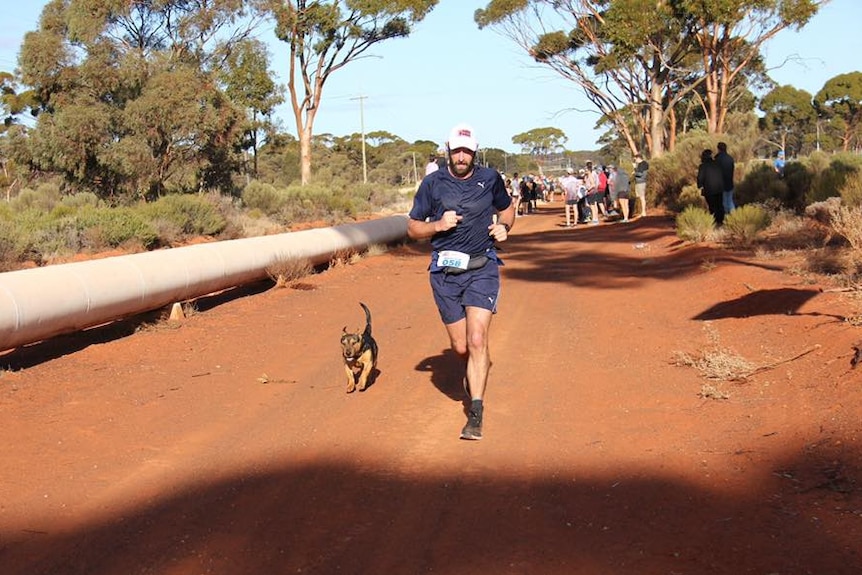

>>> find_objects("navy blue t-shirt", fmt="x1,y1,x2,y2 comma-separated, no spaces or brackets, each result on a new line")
409,165,512,256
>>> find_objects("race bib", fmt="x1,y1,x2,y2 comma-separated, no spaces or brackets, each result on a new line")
437,250,470,270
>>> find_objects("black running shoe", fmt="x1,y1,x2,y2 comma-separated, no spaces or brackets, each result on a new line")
460,408,483,440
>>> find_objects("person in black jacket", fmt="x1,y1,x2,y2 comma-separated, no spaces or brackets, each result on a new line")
697,149,725,226
715,142,735,214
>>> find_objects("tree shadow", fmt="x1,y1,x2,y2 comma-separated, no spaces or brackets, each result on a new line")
0,280,274,371
3,445,860,574
693,287,830,320
497,215,793,289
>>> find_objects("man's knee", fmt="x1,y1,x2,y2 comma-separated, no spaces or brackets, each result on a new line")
466,329,488,353
450,339,468,357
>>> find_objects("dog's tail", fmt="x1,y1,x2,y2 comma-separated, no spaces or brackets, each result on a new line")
359,302,372,336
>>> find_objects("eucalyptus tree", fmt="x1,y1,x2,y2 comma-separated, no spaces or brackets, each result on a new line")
476,0,702,158
0,72,37,132
17,0,264,198
511,127,566,155
476,0,824,158
759,85,816,156
814,72,862,152
220,39,286,178
0,72,37,196
684,0,824,135
262,0,438,185
512,126,567,173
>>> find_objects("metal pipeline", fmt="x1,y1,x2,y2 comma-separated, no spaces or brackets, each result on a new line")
0,215,409,352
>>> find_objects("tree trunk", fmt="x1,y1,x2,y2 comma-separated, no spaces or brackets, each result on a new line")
299,125,313,185
667,108,677,153
649,82,665,157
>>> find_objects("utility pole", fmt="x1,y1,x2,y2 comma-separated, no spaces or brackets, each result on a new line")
351,94,368,184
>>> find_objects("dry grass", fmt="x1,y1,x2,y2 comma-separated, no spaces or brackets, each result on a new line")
698,383,730,400
802,247,852,276
829,204,862,250
265,254,314,288
672,324,754,392
329,247,361,268
673,347,754,381
747,203,862,287
364,243,388,257
181,301,199,317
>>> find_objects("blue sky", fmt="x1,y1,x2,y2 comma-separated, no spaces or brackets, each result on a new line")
1,0,860,153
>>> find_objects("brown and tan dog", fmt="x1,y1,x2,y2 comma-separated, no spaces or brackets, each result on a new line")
341,302,378,393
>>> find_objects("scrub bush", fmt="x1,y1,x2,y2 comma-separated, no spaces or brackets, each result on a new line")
723,204,771,247
77,206,160,249
242,181,283,215
676,206,715,243
141,194,227,236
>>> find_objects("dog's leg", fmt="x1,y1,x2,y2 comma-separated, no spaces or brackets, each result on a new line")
356,361,371,391
345,364,356,393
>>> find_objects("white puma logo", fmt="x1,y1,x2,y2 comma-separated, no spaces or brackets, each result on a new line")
477,182,485,189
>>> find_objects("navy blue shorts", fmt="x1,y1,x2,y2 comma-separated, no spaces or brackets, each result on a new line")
429,262,501,325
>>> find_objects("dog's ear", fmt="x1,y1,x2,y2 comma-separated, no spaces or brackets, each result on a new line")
342,326,348,333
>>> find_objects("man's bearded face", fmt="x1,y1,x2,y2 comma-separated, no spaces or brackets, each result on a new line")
448,147,476,178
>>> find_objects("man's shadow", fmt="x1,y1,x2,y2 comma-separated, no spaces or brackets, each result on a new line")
415,349,469,410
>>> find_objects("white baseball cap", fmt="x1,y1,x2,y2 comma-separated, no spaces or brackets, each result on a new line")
566,167,574,174
447,123,478,152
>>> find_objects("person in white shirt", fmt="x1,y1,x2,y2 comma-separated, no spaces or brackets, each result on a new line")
425,153,440,176
559,167,582,227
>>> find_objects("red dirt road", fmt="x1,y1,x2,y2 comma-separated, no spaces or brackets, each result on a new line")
2,203,861,574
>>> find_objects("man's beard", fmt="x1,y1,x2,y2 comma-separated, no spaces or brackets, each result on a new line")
448,155,475,178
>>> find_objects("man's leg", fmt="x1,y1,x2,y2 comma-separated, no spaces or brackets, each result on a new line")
618,195,630,221
444,306,492,400
723,190,735,214
445,306,492,440
636,183,647,216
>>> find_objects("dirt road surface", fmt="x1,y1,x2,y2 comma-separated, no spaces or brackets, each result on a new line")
2,202,861,574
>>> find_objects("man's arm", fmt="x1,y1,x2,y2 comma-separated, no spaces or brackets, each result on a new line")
408,211,461,240
488,204,516,243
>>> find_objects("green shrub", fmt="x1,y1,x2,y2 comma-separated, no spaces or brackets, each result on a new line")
2,209,81,261
677,184,704,211
735,163,791,208
141,194,227,236
649,133,715,210
60,192,102,210
275,183,361,224
806,154,862,205
364,183,402,208
781,161,812,211
838,165,862,207
75,206,159,249
676,206,715,242
11,185,61,213
723,204,771,246
0,219,36,270
242,180,284,215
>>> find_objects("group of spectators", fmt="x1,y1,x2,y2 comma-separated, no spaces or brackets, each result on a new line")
431,137,790,236
504,172,551,216
504,158,650,227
